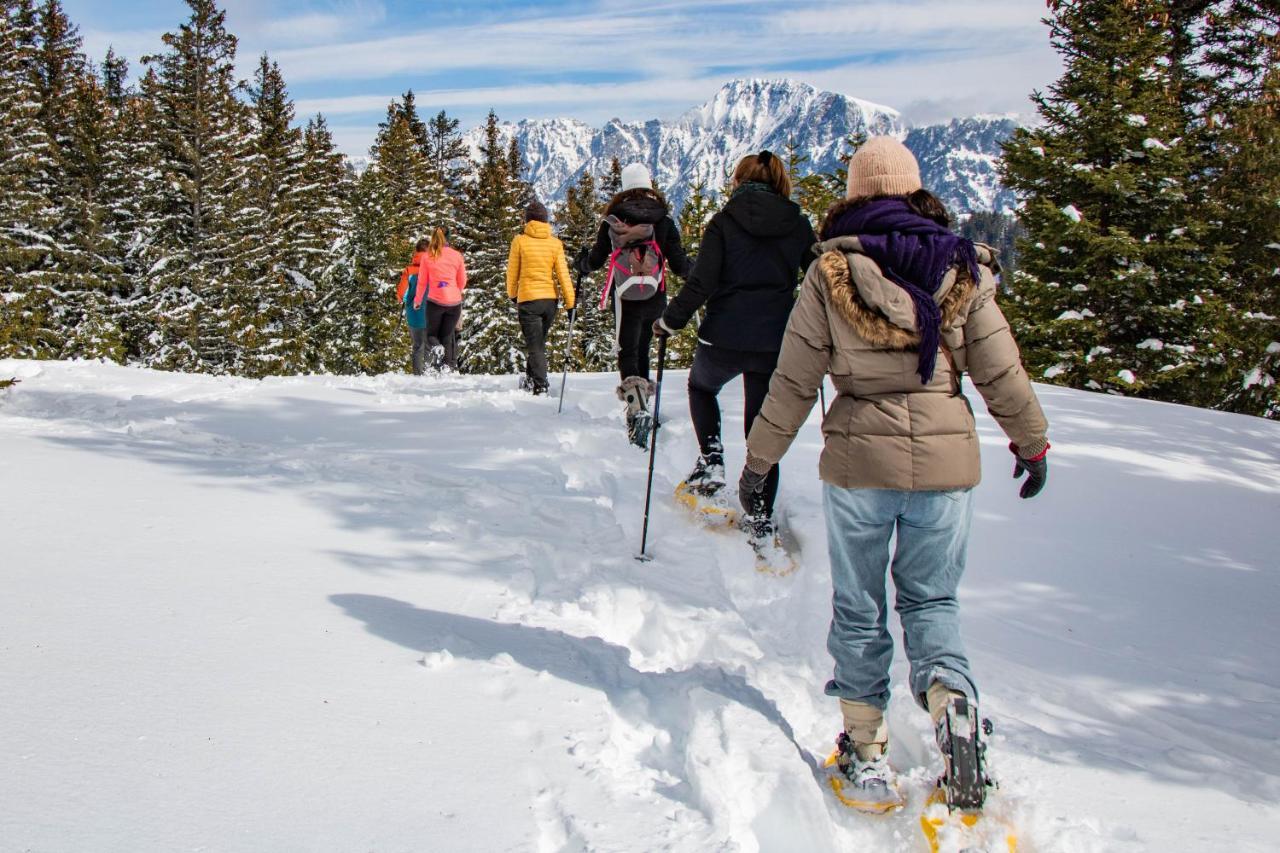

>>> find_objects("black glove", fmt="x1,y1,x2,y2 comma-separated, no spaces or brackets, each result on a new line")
1011,443,1049,499
738,463,770,514
574,246,592,276
566,306,577,322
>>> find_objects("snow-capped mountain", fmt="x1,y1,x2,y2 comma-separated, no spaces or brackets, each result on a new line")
906,116,1021,214
464,79,1021,216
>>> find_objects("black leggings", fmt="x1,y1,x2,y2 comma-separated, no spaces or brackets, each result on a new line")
426,302,462,369
616,295,665,380
687,343,781,514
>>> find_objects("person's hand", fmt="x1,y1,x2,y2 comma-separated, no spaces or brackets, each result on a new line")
511,297,517,306
566,306,577,322
574,247,592,276
738,461,770,513
412,302,422,310
1011,442,1049,499
651,319,668,338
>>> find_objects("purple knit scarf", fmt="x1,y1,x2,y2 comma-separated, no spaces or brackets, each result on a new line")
824,198,979,384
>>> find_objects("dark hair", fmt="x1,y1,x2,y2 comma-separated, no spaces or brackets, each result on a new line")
525,200,549,223
732,150,791,198
820,188,951,239
414,238,431,252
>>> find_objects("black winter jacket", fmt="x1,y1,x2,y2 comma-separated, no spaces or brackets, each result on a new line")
583,190,693,302
661,187,817,352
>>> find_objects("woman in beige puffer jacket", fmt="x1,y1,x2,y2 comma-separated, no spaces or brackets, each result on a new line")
739,136,1050,812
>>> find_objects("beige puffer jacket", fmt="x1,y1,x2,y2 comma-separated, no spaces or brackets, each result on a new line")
747,235,1048,491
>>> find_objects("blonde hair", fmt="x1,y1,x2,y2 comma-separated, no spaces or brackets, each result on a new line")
427,227,447,259
732,150,791,198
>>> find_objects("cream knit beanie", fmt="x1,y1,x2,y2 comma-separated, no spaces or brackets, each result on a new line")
621,163,653,192
846,136,922,199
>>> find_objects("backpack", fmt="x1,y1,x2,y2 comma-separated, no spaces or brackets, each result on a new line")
597,217,666,310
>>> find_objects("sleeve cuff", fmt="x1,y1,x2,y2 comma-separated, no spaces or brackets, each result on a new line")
745,451,774,475
1011,439,1050,461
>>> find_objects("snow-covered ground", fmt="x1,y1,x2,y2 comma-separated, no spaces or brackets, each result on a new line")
2,359,1277,852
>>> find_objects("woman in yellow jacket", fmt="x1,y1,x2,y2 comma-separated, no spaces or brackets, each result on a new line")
507,200,576,394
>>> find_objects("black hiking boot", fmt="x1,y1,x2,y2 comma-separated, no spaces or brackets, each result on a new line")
685,441,726,497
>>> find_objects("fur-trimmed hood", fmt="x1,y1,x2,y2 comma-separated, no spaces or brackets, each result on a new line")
815,235,998,349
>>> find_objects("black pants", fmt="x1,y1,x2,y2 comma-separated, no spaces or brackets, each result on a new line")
688,343,781,514
518,299,558,390
409,327,429,375
616,295,666,380
426,302,462,369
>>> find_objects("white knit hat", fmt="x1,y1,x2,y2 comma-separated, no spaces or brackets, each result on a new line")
621,162,652,192
846,136,922,199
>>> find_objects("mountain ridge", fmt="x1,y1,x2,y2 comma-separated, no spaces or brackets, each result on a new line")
459,78,1022,215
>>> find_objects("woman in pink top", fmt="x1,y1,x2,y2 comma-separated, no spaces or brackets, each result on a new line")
414,227,468,371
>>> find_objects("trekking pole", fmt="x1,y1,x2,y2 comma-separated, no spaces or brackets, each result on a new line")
558,267,586,413
636,334,668,562
556,305,578,414
819,381,827,417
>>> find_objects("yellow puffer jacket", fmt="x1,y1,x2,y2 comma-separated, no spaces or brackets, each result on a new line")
506,221,575,307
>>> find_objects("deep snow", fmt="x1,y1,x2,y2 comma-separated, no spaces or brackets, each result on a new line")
2,359,1278,852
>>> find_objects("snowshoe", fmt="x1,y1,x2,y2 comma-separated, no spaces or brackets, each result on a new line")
823,732,905,814
742,512,798,576
935,694,992,812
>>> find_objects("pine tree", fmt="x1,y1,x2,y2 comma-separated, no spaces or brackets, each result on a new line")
295,113,350,372
424,109,469,208
1001,0,1231,406
457,110,524,375
229,53,308,376
599,157,622,203
0,5,60,358
1199,2,1280,417
139,0,250,373
551,169,609,372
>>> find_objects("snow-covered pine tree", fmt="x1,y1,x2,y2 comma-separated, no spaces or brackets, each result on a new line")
425,109,469,211
0,4,59,358
229,53,307,377
1199,2,1280,418
139,0,250,374
320,111,442,375
551,169,606,373
600,157,622,202
1001,0,1230,406
99,63,163,360
295,114,350,372
457,110,525,375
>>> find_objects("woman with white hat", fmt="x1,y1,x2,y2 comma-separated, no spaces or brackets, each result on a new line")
580,163,693,447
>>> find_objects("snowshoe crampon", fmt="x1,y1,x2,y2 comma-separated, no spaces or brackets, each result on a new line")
921,697,1017,852
822,733,904,814
627,411,653,449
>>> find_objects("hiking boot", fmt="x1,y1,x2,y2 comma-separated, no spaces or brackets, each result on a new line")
685,441,726,497
832,732,904,813
617,376,655,449
929,684,993,812
429,344,445,372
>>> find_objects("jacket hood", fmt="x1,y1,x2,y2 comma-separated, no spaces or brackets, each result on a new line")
523,220,552,239
607,189,668,225
816,234,991,347
409,251,427,266
724,189,806,238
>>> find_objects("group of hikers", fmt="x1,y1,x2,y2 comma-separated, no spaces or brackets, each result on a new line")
398,137,1050,812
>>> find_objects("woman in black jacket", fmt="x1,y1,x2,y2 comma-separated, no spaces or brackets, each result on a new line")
654,151,816,538
580,163,692,446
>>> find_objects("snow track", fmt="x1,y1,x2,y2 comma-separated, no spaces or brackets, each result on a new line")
2,360,1278,851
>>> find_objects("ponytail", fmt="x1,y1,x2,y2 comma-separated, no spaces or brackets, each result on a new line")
731,150,791,198
427,227,447,259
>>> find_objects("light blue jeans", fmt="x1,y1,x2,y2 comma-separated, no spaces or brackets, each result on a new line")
822,484,977,711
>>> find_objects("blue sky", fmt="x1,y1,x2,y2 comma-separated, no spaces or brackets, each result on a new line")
65,1,1061,158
